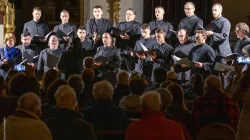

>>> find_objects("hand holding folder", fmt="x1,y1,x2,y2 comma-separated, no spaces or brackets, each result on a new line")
46,53,59,69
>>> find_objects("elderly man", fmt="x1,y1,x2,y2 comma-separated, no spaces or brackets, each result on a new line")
45,85,96,140
125,91,185,140
0,93,52,140
179,2,203,42
82,80,129,130
192,75,240,135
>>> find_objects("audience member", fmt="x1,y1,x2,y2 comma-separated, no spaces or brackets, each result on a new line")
67,74,84,104
45,85,96,140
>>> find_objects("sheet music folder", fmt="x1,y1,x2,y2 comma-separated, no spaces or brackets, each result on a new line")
46,53,59,68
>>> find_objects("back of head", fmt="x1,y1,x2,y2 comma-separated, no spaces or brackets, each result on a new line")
42,69,60,89
153,67,167,83
17,92,41,117
47,79,67,105
83,57,94,69
117,70,129,85
82,68,94,82
205,75,222,93
141,91,161,112
67,74,84,96
155,88,173,111
9,73,40,97
55,85,77,110
93,80,113,101
6,68,18,85
235,22,249,35
167,71,177,80
129,76,147,95
141,23,150,30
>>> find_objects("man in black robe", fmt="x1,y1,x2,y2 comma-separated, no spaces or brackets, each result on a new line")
94,33,120,76
148,28,174,81
16,32,41,69
206,3,232,59
180,30,216,79
173,29,196,84
112,8,141,71
131,24,157,80
23,7,50,50
77,26,95,57
86,5,112,47
234,22,250,55
179,2,203,42
53,10,77,49
37,35,63,79
149,6,173,40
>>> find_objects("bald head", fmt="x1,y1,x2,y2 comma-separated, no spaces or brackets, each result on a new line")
55,85,77,110
17,92,41,117
141,91,161,111
205,75,222,91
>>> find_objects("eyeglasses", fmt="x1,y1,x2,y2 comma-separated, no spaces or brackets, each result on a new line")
126,13,134,16
177,35,186,38
184,8,194,11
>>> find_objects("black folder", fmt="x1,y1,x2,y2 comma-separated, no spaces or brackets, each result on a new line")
173,50,187,58
94,56,110,64
46,53,59,68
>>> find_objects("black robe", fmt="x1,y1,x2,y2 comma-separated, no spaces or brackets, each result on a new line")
151,42,174,81
234,36,250,55
179,15,203,42
80,39,95,57
174,41,196,81
112,20,141,71
187,43,216,79
134,37,157,79
86,18,112,47
53,23,77,49
149,19,173,39
208,16,232,57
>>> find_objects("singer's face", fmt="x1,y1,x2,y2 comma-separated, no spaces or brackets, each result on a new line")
184,3,195,17
141,29,150,38
102,33,112,46
93,8,103,19
6,38,15,48
32,10,41,21
48,35,59,49
77,29,87,40
212,5,222,19
195,33,206,45
60,12,69,24
177,30,188,44
155,8,164,20
126,10,135,22
21,36,32,46
155,32,165,42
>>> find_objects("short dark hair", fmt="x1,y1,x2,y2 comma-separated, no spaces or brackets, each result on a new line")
127,8,136,15
195,30,207,37
93,5,102,9
185,2,195,8
177,29,189,36
141,23,150,30
155,6,165,11
155,28,166,34
67,74,84,96
21,32,31,38
129,76,147,95
33,7,42,12
78,26,86,30
153,67,167,83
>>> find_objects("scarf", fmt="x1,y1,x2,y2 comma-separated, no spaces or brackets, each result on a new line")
4,46,19,59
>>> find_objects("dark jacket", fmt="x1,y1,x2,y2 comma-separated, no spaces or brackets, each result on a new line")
23,20,50,38
149,20,174,39
82,100,130,130
234,36,250,55
45,108,96,140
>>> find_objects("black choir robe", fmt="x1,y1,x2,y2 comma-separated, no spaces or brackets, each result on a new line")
37,48,63,78
134,37,157,79
94,46,121,69
208,16,232,57
149,20,173,39
174,41,196,81
16,44,41,69
86,18,112,47
53,23,77,49
179,15,203,42
151,43,174,81
187,43,216,79
234,36,250,55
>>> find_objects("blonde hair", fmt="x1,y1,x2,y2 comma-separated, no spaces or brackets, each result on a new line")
4,33,16,44
141,91,162,111
117,70,129,84
93,80,113,100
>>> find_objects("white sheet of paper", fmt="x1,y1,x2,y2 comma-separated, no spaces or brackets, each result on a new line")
172,55,181,62
0,25,4,45
139,42,148,51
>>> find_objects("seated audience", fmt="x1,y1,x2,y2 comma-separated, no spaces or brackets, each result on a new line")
0,93,52,140
45,85,96,140
67,74,84,104
192,75,240,135
167,71,179,84
184,73,204,100
148,67,168,90
113,70,130,105
83,80,130,130
119,75,147,111
125,91,185,140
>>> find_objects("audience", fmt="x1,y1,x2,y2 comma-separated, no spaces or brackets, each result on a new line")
113,70,130,105
192,75,240,135
45,85,96,140
83,80,130,130
125,91,185,140
80,68,95,106
0,93,52,140
148,67,168,90
67,74,84,104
